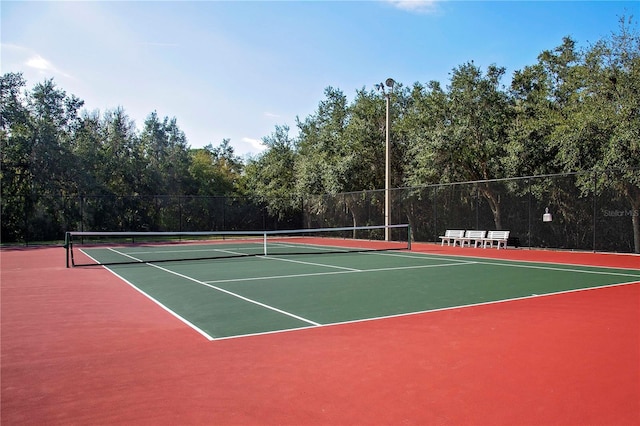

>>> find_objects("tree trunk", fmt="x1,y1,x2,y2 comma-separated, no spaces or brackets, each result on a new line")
632,212,639,254
626,184,640,254
479,184,502,230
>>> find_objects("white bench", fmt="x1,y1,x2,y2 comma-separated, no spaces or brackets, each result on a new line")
458,230,486,248
439,230,466,246
482,230,510,249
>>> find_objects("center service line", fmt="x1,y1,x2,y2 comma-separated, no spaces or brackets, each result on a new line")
146,262,322,327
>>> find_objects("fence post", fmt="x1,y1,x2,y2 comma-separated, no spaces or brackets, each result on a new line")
592,170,597,252
80,195,84,233
179,196,183,232
433,186,438,242
527,178,532,248
23,194,29,246
475,186,480,230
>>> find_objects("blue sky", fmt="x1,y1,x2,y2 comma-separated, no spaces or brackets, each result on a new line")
2,1,637,157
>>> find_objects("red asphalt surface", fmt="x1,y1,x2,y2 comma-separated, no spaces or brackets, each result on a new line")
1,245,639,425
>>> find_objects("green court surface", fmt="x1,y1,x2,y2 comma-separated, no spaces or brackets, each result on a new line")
85,246,640,341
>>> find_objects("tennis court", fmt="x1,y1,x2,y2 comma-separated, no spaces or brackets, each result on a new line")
2,230,639,425
73,229,640,341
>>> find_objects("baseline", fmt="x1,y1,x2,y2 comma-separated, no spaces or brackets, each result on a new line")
368,250,640,278
211,280,640,342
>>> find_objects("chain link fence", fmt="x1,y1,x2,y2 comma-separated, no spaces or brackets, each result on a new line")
303,171,640,254
3,171,638,253
1,194,302,244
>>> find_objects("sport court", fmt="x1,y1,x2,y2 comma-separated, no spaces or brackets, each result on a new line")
1,235,639,425
73,229,640,341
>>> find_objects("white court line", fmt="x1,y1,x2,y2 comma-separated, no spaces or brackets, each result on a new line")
477,260,640,278
400,251,640,277
107,247,141,261
204,261,476,284
259,255,362,272
104,247,321,328
92,246,639,342
143,263,321,327
117,245,261,256
81,248,215,340
364,250,473,262
100,243,639,279
298,247,640,278
126,247,258,255
363,250,640,278
105,267,216,340
210,279,640,342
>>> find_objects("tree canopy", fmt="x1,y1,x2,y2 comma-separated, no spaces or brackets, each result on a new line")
2,17,638,251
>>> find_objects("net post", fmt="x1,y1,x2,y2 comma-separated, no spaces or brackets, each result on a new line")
263,232,268,256
407,224,412,251
64,232,71,268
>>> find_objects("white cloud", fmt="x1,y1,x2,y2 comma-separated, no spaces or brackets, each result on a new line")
0,44,74,79
242,137,265,152
263,112,281,119
386,0,440,14
18,49,73,79
28,54,73,78
25,55,52,71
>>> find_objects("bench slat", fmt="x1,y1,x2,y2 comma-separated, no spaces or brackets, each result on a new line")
458,230,486,248
482,230,510,249
439,230,466,246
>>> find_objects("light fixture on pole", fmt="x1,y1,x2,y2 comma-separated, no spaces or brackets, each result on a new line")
375,78,395,241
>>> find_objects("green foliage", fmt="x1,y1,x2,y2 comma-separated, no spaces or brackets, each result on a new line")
244,125,298,218
0,76,250,239
2,17,638,251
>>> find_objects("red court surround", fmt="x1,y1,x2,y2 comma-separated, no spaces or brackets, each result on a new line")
1,245,638,425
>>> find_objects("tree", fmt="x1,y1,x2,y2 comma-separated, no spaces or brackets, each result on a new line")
345,88,393,192
140,112,192,195
1,73,32,240
189,139,243,196
1,76,84,240
569,18,640,252
28,79,84,195
244,125,298,218
401,80,449,187
296,86,393,227
295,87,350,195
71,110,108,196
422,63,512,229
209,139,244,194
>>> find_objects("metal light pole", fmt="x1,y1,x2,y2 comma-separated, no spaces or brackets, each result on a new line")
376,78,395,241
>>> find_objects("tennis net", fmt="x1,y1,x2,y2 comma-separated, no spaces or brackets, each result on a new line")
64,224,411,267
